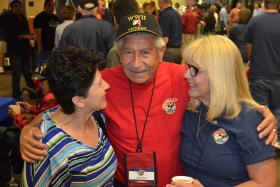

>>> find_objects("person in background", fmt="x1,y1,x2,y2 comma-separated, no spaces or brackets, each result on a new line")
244,0,280,151
54,5,75,48
0,64,58,187
158,0,182,64
0,9,7,74
209,5,219,33
19,13,278,187
181,5,199,48
105,0,139,68
97,0,114,24
0,32,5,74
202,8,216,34
229,9,252,64
193,4,203,38
59,0,115,54
97,0,106,19
21,46,117,186
174,2,184,15
150,0,158,18
219,2,229,35
167,35,276,187
33,0,59,67
143,2,154,15
229,2,242,26
9,64,58,130
4,0,35,100
253,1,263,17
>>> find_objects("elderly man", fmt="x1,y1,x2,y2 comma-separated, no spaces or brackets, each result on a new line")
19,13,277,187
59,0,115,53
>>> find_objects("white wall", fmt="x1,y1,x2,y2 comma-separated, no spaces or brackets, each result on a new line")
0,0,44,18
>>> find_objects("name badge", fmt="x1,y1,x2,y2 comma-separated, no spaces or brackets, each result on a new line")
124,152,157,186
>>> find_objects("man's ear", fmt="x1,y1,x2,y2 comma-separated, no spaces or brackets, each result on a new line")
72,96,85,109
158,46,166,62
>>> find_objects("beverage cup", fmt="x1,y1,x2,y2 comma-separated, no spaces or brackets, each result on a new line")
172,176,193,184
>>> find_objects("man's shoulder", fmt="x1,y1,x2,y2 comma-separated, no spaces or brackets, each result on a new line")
34,11,45,19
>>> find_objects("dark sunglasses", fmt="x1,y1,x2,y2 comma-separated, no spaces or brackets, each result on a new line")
187,64,202,77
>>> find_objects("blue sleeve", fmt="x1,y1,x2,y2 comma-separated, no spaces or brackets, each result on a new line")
236,109,276,165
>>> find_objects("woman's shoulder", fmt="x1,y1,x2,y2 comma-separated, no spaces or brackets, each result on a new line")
39,107,61,136
238,104,263,122
219,103,263,131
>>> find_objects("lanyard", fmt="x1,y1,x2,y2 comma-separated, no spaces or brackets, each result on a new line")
129,77,155,152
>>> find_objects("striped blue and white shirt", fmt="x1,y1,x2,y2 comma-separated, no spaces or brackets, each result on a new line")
21,108,117,187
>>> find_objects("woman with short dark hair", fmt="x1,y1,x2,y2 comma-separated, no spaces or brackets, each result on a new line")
21,46,117,187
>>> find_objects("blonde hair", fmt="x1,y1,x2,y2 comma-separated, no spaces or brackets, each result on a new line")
183,35,258,122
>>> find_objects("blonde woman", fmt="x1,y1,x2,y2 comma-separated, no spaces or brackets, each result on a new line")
168,35,276,187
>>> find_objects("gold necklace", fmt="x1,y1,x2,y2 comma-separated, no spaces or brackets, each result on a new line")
196,105,208,137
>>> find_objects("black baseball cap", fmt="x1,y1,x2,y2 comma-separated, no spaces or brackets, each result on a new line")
79,0,98,10
116,13,163,41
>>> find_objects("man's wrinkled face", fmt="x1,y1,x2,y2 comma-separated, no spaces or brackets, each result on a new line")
120,34,163,84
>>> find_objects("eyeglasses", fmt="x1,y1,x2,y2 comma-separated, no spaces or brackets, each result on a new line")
187,64,204,77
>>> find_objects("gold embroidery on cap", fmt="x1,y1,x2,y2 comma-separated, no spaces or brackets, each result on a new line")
127,15,147,21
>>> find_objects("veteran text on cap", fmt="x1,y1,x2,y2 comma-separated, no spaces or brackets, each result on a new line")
116,13,163,41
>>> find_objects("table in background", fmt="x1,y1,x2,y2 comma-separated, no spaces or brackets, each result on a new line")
0,97,16,126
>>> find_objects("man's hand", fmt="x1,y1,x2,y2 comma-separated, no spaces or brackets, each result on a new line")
257,106,277,145
17,101,31,113
8,104,21,117
20,125,48,163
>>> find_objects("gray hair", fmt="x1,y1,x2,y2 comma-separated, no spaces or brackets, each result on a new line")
81,6,98,15
116,32,165,53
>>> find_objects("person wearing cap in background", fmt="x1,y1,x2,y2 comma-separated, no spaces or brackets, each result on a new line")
0,64,58,186
59,0,115,54
8,64,58,130
19,13,278,187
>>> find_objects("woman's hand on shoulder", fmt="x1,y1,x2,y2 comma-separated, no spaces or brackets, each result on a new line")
256,105,277,145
